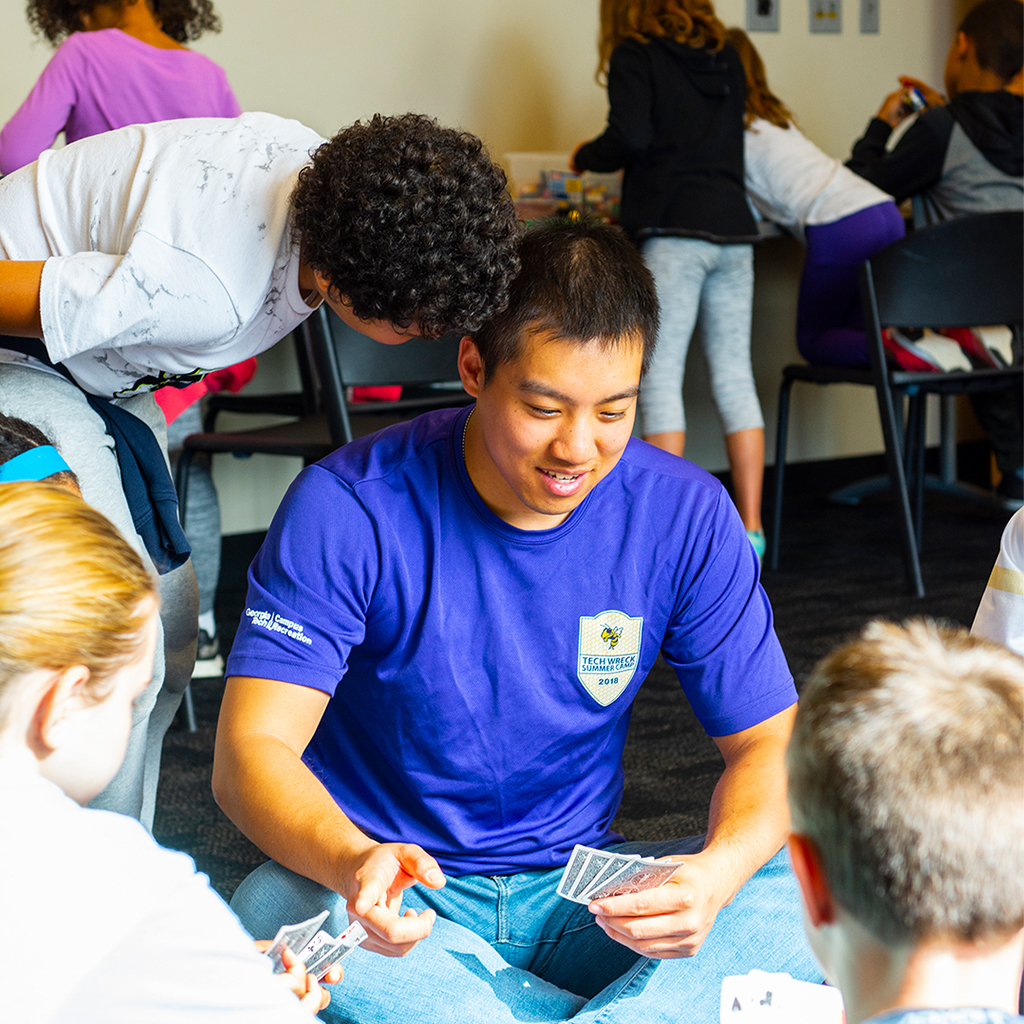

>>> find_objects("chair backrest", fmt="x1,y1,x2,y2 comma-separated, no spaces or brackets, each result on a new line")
861,211,1023,331
321,308,464,387
304,306,468,445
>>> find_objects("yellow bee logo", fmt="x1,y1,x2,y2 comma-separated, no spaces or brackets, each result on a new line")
601,625,623,649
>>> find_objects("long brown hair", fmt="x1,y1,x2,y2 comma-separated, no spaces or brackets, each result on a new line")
598,0,728,81
726,27,793,129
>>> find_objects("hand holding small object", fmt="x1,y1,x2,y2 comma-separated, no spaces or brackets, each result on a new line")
898,76,945,108
876,85,913,127
877,75,945,127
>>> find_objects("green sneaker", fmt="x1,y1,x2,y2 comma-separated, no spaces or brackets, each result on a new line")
746,529,766,562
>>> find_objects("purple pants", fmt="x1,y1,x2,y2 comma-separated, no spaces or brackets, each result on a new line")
797,201,906,367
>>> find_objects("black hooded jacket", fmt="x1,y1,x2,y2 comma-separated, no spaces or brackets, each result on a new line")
574,37,759,242
846,90,1023,225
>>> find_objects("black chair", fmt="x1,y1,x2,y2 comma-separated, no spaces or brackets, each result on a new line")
770,211,1023,598
311,307,474,446
174,307,472,512
174,306,472,729
200,325,322,431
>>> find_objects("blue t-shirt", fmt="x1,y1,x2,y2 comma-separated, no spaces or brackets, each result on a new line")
227,406,795,875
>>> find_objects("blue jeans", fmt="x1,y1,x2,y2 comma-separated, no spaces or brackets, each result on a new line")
230,838,820,1023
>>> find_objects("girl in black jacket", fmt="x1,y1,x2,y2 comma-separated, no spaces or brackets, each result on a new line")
574,0,767,557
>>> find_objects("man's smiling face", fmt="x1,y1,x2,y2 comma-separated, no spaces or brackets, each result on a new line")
459,328,643,531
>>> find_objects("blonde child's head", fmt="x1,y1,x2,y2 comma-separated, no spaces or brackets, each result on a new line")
0,482,157,801
788,618,1024,947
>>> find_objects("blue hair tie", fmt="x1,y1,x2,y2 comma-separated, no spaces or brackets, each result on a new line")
0,445,72,483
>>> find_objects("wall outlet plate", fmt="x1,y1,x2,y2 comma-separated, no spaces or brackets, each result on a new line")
860,0,880,33
747,0,780,32
809,0,842,33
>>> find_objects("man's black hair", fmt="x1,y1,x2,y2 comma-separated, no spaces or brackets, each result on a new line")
291,113,521,339
0,413,80,490
472,218,659,384
960,0,1023,82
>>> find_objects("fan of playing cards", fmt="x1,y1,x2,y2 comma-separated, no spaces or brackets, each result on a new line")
263,911,367,982
557,844,681,904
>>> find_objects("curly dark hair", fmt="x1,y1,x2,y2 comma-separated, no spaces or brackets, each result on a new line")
26,0,221,46
291,113,521,339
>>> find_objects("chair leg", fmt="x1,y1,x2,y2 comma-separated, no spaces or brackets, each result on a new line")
912,395,926,552
173,447,195,530
903,394,925,552
769,376,794,571
173,449,199,732
182,682,198,734
903,394,919,482
874,383,925,598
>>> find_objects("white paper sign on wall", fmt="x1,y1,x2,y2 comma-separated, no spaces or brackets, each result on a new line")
810,0,842,33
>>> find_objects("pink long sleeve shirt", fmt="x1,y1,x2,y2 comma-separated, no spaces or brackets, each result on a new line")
0,28,240,175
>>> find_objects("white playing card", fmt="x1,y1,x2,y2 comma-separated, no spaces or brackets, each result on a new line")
299,920,367,981
719,971,844,1023
263,910,330,974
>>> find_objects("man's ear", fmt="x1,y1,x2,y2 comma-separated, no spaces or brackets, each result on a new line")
788,833,837,929
31,665,90,755
458,335,485,398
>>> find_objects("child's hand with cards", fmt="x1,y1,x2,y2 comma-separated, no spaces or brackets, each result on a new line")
258,911,368,1012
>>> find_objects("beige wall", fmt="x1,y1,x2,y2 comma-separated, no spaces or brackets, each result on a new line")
0,0,956,533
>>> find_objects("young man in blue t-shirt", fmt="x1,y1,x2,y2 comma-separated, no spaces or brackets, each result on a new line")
787,620,1024,1023
215,220,819,1022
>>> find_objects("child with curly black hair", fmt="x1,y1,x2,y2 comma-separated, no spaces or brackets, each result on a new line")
0,108,519,826
1,0,236,175
0,108,518,388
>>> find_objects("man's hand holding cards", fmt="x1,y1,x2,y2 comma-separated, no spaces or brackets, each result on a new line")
558,843,733,959
557,844,680,905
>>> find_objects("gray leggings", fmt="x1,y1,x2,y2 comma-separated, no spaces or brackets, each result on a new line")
166,403,221,619
0,361,198,829
639,237,763,437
